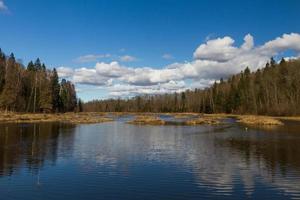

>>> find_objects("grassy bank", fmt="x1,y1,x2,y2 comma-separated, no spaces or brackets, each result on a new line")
0,112,113,124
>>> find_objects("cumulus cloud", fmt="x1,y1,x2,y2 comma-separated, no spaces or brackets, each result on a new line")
60,33,300,98
108,80,186,97
74,54,111,63
193,36,238,62
259,33,300,55
241,34,254,50
57,67,74,78
58,67,112,86
0,0,8,11
95,61,132,78
119,55,137,62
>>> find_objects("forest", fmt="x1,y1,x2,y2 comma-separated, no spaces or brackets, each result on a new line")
84,58,300,116
0,49,78,113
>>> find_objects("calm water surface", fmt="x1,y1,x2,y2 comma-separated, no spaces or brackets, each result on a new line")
0,118,300,200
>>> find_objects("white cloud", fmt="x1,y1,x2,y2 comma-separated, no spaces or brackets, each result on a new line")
96,61,132,78
193,36,238,62
122,67,184,86
61,33,300,98
119,55,137,62
259,33,300,55
57,67,74,78
73,68,112,86
0,0,8,11
241,34,254,50
74,54,111,63
108,80,186,97
162,53,174,60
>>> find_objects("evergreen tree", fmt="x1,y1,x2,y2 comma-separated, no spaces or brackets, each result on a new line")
34,58,42,71
51,68,61,112
60,79,77,112
27,61,35,71
270,57,276,67
78,99,83,112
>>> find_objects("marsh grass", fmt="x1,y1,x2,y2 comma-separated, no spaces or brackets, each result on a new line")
275,116,300,122
172,113,200,119
236,115,284,126
0,112,113,124
127,115,165,125
184,116,223,125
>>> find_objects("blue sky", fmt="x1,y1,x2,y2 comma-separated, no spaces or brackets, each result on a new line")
0,0,300,101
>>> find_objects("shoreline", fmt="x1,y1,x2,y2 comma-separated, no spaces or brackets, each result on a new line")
0,112,299,125
0,112,113,124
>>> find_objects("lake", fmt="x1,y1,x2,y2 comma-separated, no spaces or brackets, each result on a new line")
0,118,300,200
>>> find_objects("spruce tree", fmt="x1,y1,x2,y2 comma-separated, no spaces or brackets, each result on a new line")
27,61,35,71
51,68,61,112
78,98,83,112
34,58,42,71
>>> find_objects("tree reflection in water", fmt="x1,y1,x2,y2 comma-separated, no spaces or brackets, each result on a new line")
0,123,76,177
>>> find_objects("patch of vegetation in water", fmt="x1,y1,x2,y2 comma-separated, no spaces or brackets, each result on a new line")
127,115,165,125
236,115,284,126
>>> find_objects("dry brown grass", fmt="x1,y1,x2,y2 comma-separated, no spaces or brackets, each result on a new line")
185,116,222,125
203,113,238,118
127,115,165,125
275,116,300,122
0,112,113,124
172,113,201,119
236,115,284,126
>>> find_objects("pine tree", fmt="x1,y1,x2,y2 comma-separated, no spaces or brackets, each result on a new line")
27,61,35,71
78,99,83,112
51,68,61,112
60,79,77,112
34,58,42,71
41,63,46,72
270,57,276,67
